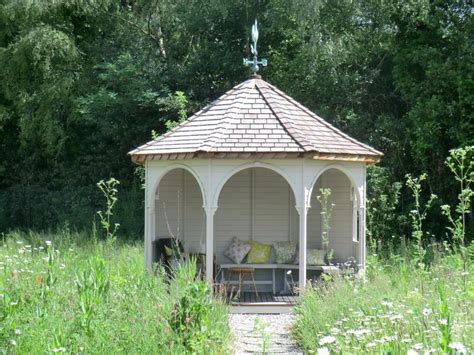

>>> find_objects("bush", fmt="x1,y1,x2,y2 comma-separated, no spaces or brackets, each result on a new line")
0,230,230,353
293,252,474,354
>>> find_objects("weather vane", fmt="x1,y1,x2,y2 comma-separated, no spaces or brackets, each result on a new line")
243,19,268,74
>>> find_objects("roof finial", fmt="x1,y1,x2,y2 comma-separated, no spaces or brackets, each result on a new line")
243,19,268,75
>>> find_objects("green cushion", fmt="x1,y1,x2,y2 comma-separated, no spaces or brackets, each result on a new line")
273,241,297,264
246,241,272,264
307,249,326,265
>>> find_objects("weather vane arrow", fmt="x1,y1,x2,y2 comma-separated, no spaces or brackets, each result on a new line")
243,19,268,74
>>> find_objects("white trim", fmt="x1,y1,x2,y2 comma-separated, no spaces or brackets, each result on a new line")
150,164,207,208
309,164,362,207
212,161,299,208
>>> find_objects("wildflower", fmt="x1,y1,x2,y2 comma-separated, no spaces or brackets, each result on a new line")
448,342,466,353
52,347,66,353
407,349,419,355
381,301,393,308
25,245,31,248
439,319,448,326
45,241,52,246
367,342,376,348
413,343,423,350
402,338,412,343
287,270,292,275
319,336,337,345
10,339,16,346
422,308,431,316
14,328,21,335
16,241,23,245
330,327,340,334
317,347,330,355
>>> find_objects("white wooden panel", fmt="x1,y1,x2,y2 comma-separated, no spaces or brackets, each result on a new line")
215,169,252,261
155,169,205,253
307,168,354,262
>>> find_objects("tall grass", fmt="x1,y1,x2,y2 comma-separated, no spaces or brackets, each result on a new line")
1,230,230,353
292,250,474,354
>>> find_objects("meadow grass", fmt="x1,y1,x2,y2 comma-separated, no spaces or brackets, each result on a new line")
0,229,230,354
292,250,474,354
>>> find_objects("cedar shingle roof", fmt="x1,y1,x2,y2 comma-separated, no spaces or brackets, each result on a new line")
129,77,383,163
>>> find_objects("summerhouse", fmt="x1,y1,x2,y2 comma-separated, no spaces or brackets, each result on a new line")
129,75,382,302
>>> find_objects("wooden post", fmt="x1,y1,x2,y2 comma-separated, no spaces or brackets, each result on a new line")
297,206,308,290
205,207,215,283
144,162,155,269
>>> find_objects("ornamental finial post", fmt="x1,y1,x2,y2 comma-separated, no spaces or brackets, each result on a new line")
243,19,268,75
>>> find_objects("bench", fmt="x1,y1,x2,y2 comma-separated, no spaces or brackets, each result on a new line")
218,263,342,294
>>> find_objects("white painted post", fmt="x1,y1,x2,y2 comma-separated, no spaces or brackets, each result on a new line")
205,207,215,284
144,162,155,269
359,207,366,271
297,206,308,290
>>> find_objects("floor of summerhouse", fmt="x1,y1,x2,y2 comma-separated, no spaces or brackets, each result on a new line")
227,292,297,314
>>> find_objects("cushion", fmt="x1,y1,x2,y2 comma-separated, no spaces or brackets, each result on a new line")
307,249,326,265
273,241,297,264
246,241,272,264
223,237,251,264
293,249,326,265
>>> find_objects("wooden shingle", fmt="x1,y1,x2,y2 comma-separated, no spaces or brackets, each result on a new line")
129,77,383,163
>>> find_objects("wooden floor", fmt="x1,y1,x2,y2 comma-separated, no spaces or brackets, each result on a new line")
227,292,297,305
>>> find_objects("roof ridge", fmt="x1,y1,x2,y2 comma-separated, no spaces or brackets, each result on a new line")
262,80,383,156
255,80,314,152
128,81,248,156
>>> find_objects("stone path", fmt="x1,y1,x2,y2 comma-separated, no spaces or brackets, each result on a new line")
229,314,303,354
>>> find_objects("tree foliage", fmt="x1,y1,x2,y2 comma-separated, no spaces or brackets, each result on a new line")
0,0,472,239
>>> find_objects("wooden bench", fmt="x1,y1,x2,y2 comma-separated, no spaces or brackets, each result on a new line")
219,263,342,294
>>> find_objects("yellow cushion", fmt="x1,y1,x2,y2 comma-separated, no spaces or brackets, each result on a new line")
246,241,272,264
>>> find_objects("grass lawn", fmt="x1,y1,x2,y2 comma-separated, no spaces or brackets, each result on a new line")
1,230,230,354
293,252,474,354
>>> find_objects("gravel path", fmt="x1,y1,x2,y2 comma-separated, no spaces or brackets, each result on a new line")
229,314,303,354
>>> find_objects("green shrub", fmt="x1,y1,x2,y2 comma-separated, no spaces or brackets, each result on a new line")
293,253,473,354
0,230,230,353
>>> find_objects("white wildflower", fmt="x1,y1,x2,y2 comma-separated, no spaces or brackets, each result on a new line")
14,328,21,335
10,339,16,346
402,338,412,343
317,347,330,355
319,336,337,345
439,319,448,326
330,327,340,334
413,343,423,350
52,347,66,353
448,342,466,353
287,270,292,275
407,349,419,355
422,308,431,316
45,241,52,246
16,241,23,245
367,342,376,348
381,301,393,307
